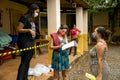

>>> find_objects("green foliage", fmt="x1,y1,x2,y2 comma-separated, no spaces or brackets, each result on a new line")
89,8,99,14
87,0,117,14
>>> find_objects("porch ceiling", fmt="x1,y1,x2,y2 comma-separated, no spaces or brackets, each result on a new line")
10,0,90,13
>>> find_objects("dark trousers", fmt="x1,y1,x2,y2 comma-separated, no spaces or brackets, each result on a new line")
17,41,34,80
69,38,78,56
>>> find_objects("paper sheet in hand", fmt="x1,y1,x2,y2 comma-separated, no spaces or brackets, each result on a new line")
62,41,78,50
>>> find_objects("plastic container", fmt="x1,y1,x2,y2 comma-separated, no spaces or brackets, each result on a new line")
85,72,96,80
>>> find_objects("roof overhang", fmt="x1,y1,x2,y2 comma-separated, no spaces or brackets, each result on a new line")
10,0,90,13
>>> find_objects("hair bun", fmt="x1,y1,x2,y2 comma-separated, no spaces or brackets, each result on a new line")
105,29,112,39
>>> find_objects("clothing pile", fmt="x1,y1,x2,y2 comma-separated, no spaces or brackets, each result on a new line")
0,31,12,50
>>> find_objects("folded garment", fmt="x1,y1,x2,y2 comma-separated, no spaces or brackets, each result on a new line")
0,32,12,48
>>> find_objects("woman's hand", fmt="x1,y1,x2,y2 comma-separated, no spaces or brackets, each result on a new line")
59,44,63,48
96,75,102,80
61,43,65,46
29,29,36,36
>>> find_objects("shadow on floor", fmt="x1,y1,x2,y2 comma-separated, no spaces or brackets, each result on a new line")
47,76,54,80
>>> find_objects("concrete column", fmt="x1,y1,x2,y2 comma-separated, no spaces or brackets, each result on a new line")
47,0,61,35
76,7,84,55
47,0,61,64
83,10,88,51
76,7,83,30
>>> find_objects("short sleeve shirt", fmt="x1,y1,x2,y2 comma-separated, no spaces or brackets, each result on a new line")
17,16,34,42
70,27,79,37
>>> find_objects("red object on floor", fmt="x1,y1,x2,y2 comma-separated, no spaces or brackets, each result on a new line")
0,47,14,65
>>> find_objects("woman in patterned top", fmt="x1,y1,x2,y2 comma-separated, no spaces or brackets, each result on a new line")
89,26,110,80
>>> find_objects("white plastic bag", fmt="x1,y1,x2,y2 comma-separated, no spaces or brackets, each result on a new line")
28,63,51,77
28,68,34,76
48,65,53,72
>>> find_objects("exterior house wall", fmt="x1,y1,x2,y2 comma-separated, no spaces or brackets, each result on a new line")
0,1,67,35
61,13,67,25
0,0,27,34
93,12,109,29
39,13,67,35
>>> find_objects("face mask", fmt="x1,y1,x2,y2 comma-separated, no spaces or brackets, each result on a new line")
60,31,66,36
91,32,97,40
34,12,38,17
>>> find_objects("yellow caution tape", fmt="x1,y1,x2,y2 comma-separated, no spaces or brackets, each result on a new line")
0,42,49,57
